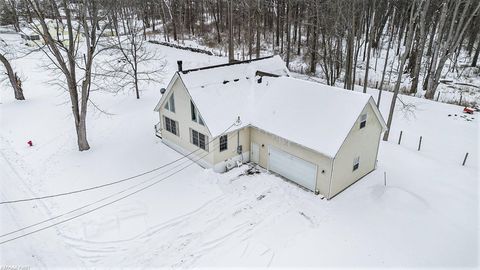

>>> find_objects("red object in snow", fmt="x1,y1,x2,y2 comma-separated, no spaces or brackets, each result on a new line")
463,107,474,114
27,140,33,147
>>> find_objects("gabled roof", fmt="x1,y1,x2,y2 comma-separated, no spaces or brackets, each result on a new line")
155,56,386,158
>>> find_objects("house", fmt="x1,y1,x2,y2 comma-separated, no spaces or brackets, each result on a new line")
153,56,387,199
19,21,81,47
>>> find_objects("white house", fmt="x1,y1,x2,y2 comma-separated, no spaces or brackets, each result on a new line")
154,56,387,199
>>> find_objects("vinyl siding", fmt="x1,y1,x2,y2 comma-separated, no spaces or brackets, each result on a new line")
159,77,214,166
249,126,333,197
329,102,383,198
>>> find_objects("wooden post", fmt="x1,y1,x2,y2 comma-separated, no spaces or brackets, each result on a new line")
359,78,362,86
418,136,422,151
384,171,387,187
436,92,440,101
462,152,469,166
375,81,378,88
398,131,403,145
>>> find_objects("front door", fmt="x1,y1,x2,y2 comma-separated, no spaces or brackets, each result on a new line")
251,143,260,164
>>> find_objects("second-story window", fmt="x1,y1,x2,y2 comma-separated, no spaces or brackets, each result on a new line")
165,93,175,113
190,100,205,126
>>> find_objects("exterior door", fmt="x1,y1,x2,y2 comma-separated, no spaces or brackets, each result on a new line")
268,146,317,191
251,143,260,164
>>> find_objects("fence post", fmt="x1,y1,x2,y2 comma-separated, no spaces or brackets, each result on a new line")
375,81,379,89
384,171,387,187
398,131,403,145
436,92,440,101
462,152,469,166
418,136,422,151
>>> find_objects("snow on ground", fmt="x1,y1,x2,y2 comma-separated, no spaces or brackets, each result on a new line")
0,30,478,268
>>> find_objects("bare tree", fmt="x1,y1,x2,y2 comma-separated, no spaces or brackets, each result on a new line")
99,3,166,99
25,0,111,151
383,0,420,141
425,0,480,99
0,49,25,101
1,0,21,32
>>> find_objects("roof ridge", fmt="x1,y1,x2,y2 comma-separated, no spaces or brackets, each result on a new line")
180,55,275,74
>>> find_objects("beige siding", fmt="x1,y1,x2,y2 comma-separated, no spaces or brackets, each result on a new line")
159,77,214,166
249,127,333,197
213,127,251,164
157,76,383,199
329,102,383,198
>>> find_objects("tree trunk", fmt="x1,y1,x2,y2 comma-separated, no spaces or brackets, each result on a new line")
75,117,90,151
256,8,261,58
309,5,318,74
285,0,290,68
228,0,234,63
377,10,395,108
0,53,25,100
410,0,429,95
363,8,376,93
383,1,418,141
472,36,480,67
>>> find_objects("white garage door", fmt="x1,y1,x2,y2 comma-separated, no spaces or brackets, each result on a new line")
268,146,317,191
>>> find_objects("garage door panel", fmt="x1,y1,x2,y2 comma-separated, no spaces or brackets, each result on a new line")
268,146,317,191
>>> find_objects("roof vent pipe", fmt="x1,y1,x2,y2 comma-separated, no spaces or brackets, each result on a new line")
177,60,183,72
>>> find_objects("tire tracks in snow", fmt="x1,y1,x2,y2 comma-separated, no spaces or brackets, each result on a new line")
57,168,328,267
0,137,84,267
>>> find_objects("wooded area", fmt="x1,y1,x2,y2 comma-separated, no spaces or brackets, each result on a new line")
0,0,479,149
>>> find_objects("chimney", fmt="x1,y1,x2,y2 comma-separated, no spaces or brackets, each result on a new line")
177,60,183,72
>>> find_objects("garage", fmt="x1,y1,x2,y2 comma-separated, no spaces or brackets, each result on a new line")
268,146,317,191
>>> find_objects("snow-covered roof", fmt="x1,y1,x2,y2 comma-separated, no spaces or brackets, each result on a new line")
179,55,289,90
157,55,386,158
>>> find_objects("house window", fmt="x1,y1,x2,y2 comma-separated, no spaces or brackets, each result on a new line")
360,114,367,129
164,116,178,136
353,156,360,171
219,135,228,152
165,93,175,113
190,100,205,126
191,100,197,121
191,129,208,151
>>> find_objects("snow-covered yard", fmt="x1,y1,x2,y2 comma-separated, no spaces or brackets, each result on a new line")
0,31,478,268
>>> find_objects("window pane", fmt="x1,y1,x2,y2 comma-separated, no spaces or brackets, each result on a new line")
353,157,360,171
199,133,206,150
171,120,177,135
165,117,171,132
169,93,175,112
191,101,197,121
360,114,367,129
192,130,199,146
220,135,227,152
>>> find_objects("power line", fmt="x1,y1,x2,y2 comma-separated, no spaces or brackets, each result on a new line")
0,130,231,238
0,120,240,205
0,131,238,245
0,157,191,238
0,134,229,245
